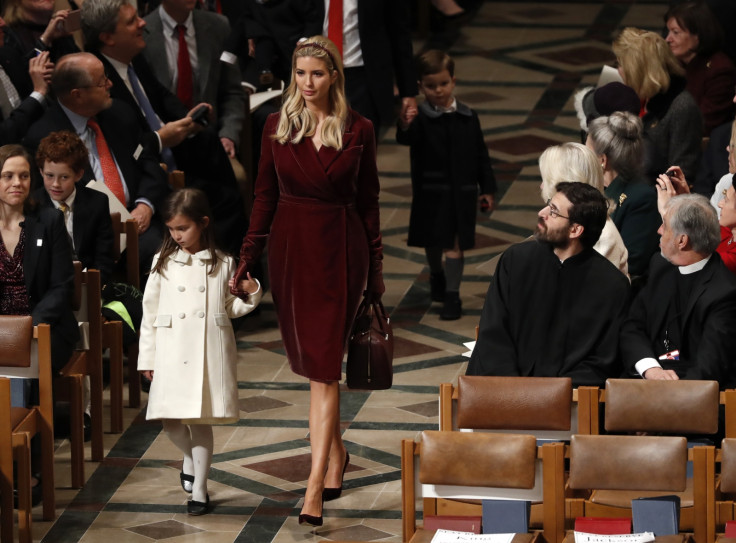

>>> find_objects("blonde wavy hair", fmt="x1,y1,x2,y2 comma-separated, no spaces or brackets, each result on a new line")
273,36,348,150
612,27,684,101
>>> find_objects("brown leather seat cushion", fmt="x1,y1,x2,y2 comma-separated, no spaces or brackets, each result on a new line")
604,379,719,434
0,315,33,368
457,375,571,430
568,435,687,492
420,430,537,489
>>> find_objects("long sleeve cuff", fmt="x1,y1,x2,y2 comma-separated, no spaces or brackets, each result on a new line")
635,357,661,377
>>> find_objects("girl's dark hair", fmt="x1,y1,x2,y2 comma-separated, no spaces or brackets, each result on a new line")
151,188,219,277
0,144,37,215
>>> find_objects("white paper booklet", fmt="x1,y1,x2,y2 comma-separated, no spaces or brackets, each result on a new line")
86,179,132,252
430,530,515,543
574,532,656,543
462,341,476,358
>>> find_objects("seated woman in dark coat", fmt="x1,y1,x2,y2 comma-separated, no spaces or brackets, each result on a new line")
664,1,736,135
613,27,703,182
0,143,78,372
586,111,661,281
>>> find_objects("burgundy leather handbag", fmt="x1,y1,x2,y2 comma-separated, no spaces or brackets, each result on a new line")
346,296,393,390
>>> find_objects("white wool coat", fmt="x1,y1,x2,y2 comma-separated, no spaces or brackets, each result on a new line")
138,249,261,422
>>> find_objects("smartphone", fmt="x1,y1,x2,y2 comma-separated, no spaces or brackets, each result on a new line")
190,105,210,127
59,10,82,34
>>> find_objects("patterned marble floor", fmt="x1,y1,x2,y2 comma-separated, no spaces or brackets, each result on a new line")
22,1,669,541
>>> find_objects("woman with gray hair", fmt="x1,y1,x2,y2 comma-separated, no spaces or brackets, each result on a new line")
586,111,661,278
539,142,629,276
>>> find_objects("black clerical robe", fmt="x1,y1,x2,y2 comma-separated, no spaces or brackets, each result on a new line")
620,253,736,388
467,240,631,387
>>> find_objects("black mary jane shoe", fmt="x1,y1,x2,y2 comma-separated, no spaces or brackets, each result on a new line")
179,472,194,493
322,451,350,501
187,494,210,516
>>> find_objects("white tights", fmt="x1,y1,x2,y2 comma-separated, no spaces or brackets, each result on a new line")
162,420,213,503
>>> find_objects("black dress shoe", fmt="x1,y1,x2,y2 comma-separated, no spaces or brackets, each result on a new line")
180,472,194,493
440,291,462,320
322,451,350,501
187,494,210,516
83,413,92,442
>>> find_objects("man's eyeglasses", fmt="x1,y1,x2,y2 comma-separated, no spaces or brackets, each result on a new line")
78,75,110,89
545,198,570,220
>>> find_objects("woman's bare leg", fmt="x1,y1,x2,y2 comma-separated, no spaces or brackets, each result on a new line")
324,388,347,490
301,380,341,518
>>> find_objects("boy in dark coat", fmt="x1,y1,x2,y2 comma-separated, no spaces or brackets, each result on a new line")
397,50,496,319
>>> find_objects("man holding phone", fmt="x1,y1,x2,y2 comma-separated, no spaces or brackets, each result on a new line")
80,0,247,255
0,17,53,144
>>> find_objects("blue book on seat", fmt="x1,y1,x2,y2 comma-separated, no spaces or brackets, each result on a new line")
631,495,680,535
481,499,530,534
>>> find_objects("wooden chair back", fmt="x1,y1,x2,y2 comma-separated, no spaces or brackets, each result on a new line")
402,430,565,543
110,212,140,289
55,267,105,487
440,376,577,438
108,212,141,408
567,434,712,543
0,320,55,542
577,379,724,435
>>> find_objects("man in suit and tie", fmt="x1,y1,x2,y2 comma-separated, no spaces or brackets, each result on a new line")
142,0,245,159
81,0,247,255
621,193,736,388
24,52,169,274
318,0,418,134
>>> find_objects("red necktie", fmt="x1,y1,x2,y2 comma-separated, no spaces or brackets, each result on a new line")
87,119,126,206
176,24,193,108
327,0,343,57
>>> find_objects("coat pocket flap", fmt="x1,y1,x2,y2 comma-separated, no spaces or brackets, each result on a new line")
153,314,172,327
214,313,229,327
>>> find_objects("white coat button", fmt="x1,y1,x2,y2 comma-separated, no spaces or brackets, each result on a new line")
198,286,205,292
178,313,185,319
178,285,185,292
198,311,205,318
183,360,188,365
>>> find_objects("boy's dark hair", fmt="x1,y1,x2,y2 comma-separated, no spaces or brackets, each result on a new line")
416,49,455,78
554,182,608,249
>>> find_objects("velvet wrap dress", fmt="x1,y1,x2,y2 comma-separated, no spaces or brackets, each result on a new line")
238,111,383,381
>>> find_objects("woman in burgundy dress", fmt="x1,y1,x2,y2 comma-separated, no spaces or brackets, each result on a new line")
231,36,384,526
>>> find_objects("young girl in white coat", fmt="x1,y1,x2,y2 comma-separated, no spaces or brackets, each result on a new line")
138,188,261,516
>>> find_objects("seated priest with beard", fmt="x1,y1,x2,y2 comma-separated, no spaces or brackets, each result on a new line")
466,182,631,387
